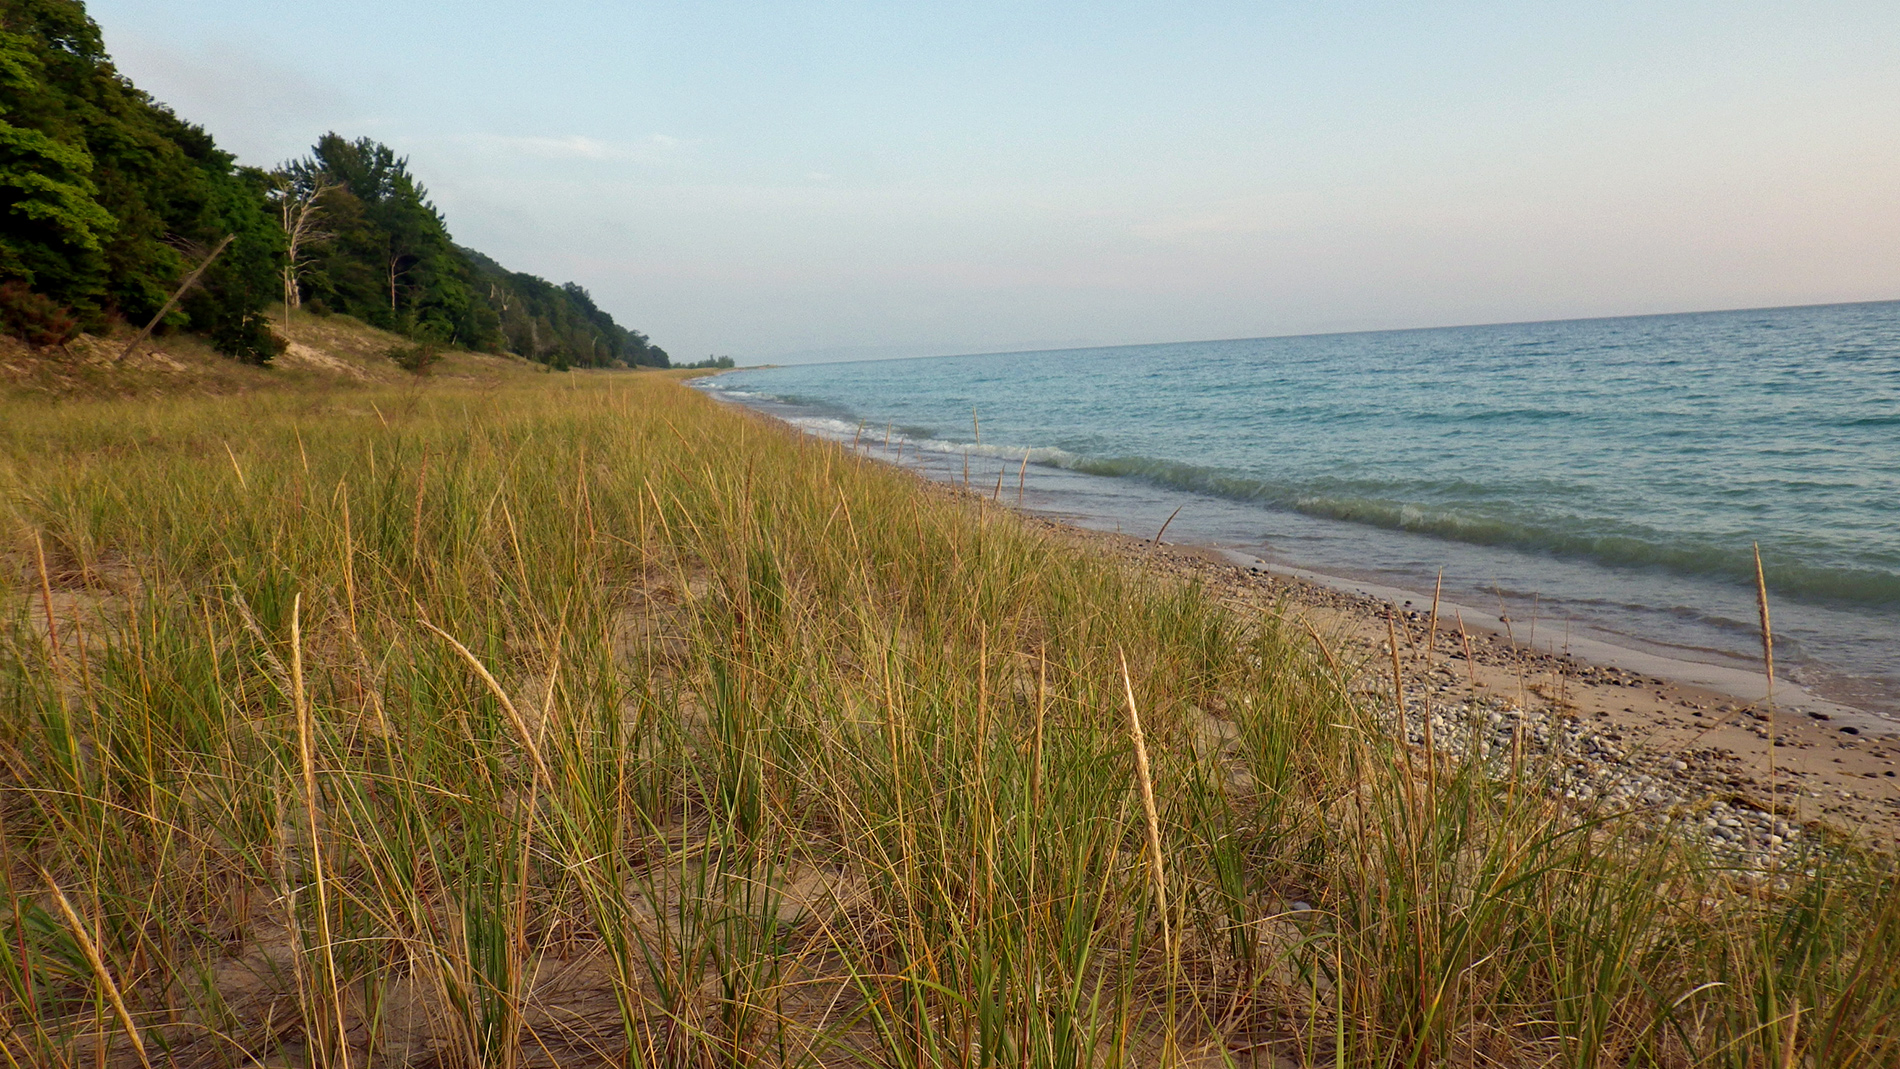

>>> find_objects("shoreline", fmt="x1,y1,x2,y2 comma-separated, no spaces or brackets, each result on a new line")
712,379,1898,723
735,396,1900,850
1035,514,1900,850
1218,550,1892,737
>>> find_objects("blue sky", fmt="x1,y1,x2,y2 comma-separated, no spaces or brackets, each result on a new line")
93,1,1900,362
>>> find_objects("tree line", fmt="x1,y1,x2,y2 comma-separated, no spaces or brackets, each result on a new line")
0,0,668,368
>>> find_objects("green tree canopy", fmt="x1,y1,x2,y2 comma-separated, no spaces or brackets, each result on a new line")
287,134,492,346
1,1,666,369
283,135,667,368
0,0,283,359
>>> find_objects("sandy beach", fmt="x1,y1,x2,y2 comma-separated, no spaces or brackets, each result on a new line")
1024,512,1900,853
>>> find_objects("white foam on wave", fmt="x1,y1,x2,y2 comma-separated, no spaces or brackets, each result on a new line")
787,416,868,437
905,437,1078,465
782,417,1077,466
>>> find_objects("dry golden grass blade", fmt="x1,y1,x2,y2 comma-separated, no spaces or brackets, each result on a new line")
1456,611,1477,687
419,618,554,788
31,530,61,662
1119,647,1168,929
293,594,353,1069
42,872,153,1069
1754,541,1775,696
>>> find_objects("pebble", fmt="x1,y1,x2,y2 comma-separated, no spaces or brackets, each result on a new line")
1360,687,1826,872
1076,534,1897,870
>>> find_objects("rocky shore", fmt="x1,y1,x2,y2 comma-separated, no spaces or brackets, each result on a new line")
1024,515,1900,864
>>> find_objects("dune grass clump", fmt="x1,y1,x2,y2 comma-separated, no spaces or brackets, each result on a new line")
2,375,1898,1067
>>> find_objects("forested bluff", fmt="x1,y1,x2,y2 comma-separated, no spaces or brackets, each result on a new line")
0,0,669,369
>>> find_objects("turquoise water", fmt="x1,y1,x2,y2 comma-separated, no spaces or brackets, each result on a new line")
703,301,1900,714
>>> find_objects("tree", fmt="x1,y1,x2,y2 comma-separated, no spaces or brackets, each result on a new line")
187,167,287,364
459,247,669,368
2,5,676,368
269,167,333,339
0,26,113,303
287,134,480,342
0,0,282,353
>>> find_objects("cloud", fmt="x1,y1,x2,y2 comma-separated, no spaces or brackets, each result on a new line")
459,132,691,164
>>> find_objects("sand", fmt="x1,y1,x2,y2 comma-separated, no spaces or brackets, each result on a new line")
1019,513,1900,851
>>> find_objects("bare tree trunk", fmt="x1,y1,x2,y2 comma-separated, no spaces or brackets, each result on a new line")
118,235,235,363
281,191,297,339
274,174,333,343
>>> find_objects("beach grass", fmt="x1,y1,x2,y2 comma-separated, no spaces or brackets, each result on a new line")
3,373,1898,1067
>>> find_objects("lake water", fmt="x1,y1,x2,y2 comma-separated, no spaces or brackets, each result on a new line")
699,301,1900,717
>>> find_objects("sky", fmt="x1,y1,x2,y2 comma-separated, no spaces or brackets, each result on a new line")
92,0,1900,363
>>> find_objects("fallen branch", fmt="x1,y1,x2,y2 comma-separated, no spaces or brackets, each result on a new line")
117,234,235,363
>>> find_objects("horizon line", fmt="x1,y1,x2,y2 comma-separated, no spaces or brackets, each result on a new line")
760,295,1900,369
